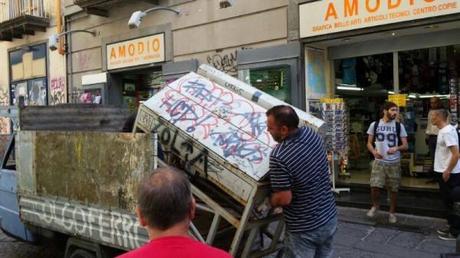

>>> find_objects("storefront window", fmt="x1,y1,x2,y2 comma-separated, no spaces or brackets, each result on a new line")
240,66,291,103
335,53,393,90
121,70,164,110
334,45,460,189
398,45,460,157
399,45,459,96
9,44,47,106
334,53,395,186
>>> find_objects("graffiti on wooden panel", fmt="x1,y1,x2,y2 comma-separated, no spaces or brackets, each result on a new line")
144,73,275,180
31,199,144,250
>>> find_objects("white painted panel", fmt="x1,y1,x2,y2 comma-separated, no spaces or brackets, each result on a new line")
144,72,276,181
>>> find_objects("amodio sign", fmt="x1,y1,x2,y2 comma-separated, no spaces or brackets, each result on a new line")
107,33,165,70
300,0,460,38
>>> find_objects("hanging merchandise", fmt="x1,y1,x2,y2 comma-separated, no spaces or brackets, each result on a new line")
320,98,348,153
320,98,350,193
449,78,458,125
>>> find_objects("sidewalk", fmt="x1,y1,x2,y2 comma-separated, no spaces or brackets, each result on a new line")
335,207,457,258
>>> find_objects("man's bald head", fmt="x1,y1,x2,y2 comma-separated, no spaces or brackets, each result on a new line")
137,168,193,230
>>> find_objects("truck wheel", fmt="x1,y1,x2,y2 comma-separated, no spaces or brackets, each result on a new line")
69,249,96,258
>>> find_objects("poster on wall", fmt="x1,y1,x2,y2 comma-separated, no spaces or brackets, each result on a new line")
308,99,322,119
305,47,327,100
28,78,47,106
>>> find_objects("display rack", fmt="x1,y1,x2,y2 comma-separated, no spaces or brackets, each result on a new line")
321,98,350,194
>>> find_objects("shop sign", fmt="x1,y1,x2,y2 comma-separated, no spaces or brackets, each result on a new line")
299,0,460,38
320,97,344,103
106,33,165,70
388,94,407,107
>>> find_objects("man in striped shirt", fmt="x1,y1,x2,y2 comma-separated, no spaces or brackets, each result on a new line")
266,105,337,258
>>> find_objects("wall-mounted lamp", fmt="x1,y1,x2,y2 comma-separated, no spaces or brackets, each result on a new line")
48,30,96,51
128,6,180,29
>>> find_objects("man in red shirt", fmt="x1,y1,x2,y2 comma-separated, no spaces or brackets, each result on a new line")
117,167,231,258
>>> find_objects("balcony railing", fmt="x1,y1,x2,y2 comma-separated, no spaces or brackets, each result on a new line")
73,0,158,17
0,0,49,23
0,0,49,41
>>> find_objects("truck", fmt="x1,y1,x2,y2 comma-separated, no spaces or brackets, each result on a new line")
0,64,325,258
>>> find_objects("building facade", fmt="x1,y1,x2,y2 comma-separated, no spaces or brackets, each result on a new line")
0,0,67,133
296,0,460,189
63,0,291,108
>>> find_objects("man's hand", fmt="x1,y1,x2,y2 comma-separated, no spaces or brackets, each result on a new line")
443,170,451,182
373,150,383,159
387,147,398,155
270,190,292,208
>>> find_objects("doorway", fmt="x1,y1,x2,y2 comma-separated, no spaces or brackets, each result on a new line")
335,44,460,189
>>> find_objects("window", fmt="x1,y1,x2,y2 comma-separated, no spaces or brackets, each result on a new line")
240,66,291,103
9,43,47,106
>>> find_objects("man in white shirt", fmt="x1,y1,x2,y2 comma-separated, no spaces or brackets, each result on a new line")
426,97,447,183
431,109,460,240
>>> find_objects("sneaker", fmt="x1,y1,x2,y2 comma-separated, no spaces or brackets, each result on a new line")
439,233,457,241
388,213,397,224
437,226,450,236
366,206,378,218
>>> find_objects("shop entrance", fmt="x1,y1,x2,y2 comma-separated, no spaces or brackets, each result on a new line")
109,67,164,110
334,45,460,189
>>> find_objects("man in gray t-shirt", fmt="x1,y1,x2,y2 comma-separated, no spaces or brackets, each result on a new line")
366,102,408,223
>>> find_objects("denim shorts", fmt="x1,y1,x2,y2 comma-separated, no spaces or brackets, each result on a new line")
282,216,337,258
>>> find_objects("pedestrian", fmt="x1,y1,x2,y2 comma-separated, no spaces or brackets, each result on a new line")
266,105,337,258
366,101,408,223
117,167,232,258
425,97,447,183
430,109,460,240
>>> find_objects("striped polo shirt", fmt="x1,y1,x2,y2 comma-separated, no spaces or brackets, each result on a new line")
269,126,336,233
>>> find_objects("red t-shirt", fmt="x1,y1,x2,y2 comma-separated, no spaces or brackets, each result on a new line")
117,236,232,258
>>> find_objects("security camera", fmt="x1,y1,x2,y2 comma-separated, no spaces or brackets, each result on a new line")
219,0,235,8
48,34,59,51
128,11,146,29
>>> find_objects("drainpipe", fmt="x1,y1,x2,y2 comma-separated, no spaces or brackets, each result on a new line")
55,0,64,55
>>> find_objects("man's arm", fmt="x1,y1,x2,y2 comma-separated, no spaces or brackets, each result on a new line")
398,137,409,151
270,190,292,207
367,134,383,159
443,145,460,182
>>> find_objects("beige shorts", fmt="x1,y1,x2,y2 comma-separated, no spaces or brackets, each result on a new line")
370,160,401,192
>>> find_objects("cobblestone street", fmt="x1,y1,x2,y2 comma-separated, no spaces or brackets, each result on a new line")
0,230,64,258
0,207,458,258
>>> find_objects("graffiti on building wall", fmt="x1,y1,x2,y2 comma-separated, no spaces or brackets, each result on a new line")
144,73,276,180
0,89,10,134
207,50,237,75
76,52,91,72
50,77,66,105
0,89,8,105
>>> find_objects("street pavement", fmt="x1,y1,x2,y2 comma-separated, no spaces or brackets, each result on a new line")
0,206,457,257
334,206,457,258
0,230,64,258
